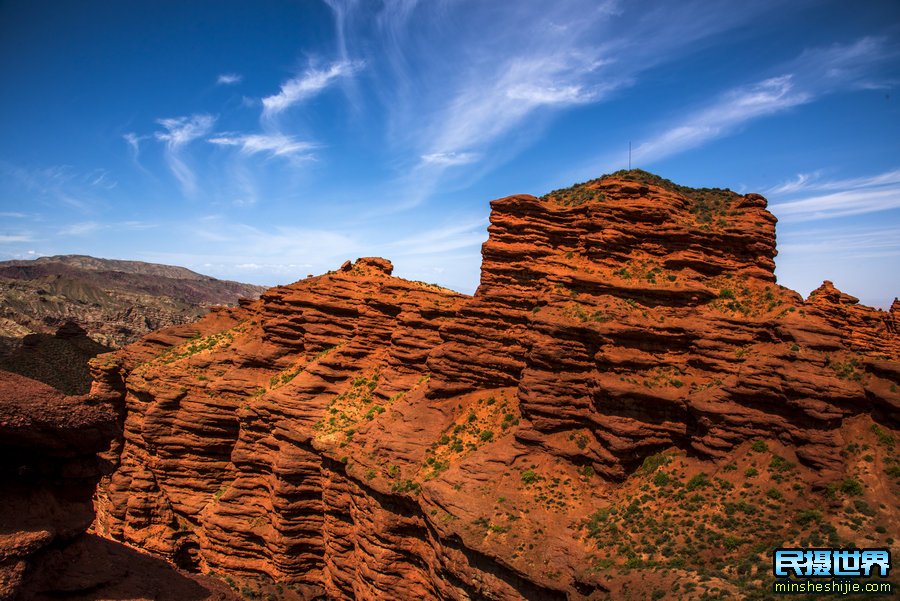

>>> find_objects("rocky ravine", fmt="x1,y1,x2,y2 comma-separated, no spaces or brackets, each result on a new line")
87,171,898,599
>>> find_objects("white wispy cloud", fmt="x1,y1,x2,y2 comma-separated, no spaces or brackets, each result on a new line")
145,219,362,284
418,51,621,172
261,60,363,119
154,113,216,196
120,221,157,230
325,0,788,208
779,226,900,258
389,218,489,255
57,220,157,236
505,83,597,105
0,233,33,243
87,168,117,190
787,36,896,92
217,73,243,85
420,152,480,166
0,162,102,212
155,114,216,147
625,37,896,168
769,167,900,222
58,221,101,236
776,222,899,308
774,188,900,221
632,75,809,164
765,172,822,195
208,133,317,158
122,132,156,176
123,133,142,160
766,169,900,196
817,169,900,191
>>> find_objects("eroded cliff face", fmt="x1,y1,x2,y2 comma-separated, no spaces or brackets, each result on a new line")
89,172,899,600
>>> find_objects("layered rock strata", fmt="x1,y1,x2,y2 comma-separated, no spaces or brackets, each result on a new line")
90,172,899,599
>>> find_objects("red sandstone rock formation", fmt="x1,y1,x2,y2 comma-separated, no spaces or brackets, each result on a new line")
88,171,899,599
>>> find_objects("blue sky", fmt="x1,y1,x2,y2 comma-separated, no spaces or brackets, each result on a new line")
0,1,898,307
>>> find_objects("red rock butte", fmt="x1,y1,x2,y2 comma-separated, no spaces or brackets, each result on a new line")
74,170,896,599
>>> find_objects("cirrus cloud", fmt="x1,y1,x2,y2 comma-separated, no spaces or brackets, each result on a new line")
261,60,363,120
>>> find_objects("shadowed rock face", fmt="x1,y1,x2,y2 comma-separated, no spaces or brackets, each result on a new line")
0,371,118,599
0,322,111,395
88,172,899,599
0,370,240,601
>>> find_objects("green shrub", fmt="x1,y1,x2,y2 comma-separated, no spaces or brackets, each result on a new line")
769,455,794,473
584,508,610,538
686,473,710,491
871,424,895,447
840,478,864,496
796,509,821,526
653,471,671,487
363,404,386,420
640,453,671,474
750,440,767,453
723,536,743,550
853,499,876,516
829,356,863,381
391,479,421,494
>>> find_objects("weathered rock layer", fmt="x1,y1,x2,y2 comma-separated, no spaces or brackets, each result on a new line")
90,172,899,599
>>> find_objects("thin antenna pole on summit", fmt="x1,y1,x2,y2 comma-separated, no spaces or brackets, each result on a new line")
629,142,632,170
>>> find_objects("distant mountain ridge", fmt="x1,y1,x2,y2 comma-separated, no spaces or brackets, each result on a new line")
0,254,267,350
0,254,215,278
0,254,265,304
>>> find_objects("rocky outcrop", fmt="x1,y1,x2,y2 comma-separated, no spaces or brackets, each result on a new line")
90,171,899,599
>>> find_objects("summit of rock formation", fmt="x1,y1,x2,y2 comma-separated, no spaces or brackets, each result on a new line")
75,171,899,599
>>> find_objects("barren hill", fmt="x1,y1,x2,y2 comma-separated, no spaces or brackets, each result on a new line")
0,254,266,348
